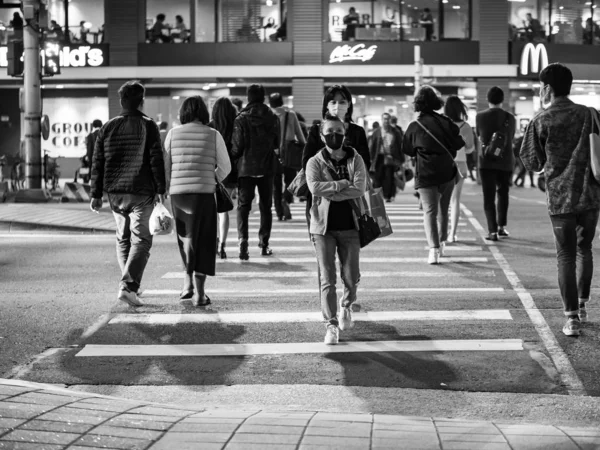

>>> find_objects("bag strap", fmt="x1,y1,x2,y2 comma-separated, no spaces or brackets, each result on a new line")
590,107,600,135
282,112,290,149
415,120,455,161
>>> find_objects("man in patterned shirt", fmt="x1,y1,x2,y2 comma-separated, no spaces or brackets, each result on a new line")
520,63,600,337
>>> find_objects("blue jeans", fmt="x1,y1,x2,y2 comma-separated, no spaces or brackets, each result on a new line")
312,230,361,325
108,193,155,292
418,180,454,248
550,209,599,315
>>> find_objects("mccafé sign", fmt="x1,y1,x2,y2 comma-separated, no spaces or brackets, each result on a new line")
329,44,378,63
520,43,548,76
0,44,109,68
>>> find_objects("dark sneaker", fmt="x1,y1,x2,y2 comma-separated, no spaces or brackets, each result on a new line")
239,241,249,261
562,318,581,336
485,232,499,242
261,246,273,256
498,227,510,237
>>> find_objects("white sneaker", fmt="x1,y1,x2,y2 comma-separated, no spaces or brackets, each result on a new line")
428,248,440,265
118,289,143,307
450,235,458,243
439,241,446,258
339,307,354,331
324,324,339,345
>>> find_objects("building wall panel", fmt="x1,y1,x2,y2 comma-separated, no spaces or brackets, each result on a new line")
105,0,144,66
292,78,324,122
292,0,323,65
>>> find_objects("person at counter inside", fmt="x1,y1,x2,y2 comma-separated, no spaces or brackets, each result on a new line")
343,7,360,41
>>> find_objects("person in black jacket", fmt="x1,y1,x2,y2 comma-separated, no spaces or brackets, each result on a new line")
231,84,280,260
301,85,370,228
90,80,166,307
403,86,465,265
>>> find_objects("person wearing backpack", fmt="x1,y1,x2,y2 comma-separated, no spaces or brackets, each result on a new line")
231,84,280,260
520,63,600,337
476,87,517,241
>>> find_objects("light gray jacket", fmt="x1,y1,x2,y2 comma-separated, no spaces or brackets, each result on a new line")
306,147,368,236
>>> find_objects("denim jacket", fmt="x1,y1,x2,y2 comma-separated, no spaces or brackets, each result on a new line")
306,146,368,236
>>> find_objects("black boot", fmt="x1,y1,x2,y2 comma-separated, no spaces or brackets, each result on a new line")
239,240,249,260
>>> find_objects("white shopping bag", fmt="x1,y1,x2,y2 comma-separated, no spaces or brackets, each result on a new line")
150,202,174,236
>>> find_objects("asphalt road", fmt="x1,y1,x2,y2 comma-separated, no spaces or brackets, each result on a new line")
1,182,600,425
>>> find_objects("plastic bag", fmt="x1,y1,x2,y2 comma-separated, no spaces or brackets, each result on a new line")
150,202,174,235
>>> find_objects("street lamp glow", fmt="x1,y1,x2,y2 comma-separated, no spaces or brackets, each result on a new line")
202,85,210,90
172,96,180,100
56,85,64,89
385,82,394,86
209,83,217,87
404,82,414,87
227,83,236,88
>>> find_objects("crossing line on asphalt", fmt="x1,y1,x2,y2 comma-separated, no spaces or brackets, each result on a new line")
218,237,479,243
210,256,489,264
108,310,513,325
461,204,587,396
220,245,483,253
142,288,504,296
76,339,524,357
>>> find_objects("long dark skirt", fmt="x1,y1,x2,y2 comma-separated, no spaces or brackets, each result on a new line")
171,193,217,276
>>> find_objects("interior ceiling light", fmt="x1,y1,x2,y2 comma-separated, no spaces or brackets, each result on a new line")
576,87,585,91
172,96,180,100
519,83,529,87
202,86,210,90
266,0,273,5
452,5,460,8
385,82,394,86
519,96,527,100
405,82,414,86
227,83,236,87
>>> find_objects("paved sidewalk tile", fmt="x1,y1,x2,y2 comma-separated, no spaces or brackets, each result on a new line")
1,429,80,445
312,412,373,422
300,435,370,446
19,419,95,434
372,438,441,450
236,424,305,435
170,422,239,433
226,444,296,450
0,443,64,450
227,432,302,444
441,443,511,450
496,424,565,436
73,434,152,449
244,417,310,426
90,425,164,440
150,431,231,446
503,435,579,450
571,437,600,449
559,427,600,437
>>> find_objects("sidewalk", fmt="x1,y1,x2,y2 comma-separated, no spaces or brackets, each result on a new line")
0,202,115,233
0,379,599,449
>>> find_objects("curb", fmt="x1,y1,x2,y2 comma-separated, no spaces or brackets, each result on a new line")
0,220,114,234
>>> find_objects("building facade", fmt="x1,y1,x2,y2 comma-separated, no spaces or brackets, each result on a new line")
0,0,599,175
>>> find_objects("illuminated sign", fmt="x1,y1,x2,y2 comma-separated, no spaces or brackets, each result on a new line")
329,44,378,64
520,43,548,76
0,44,109,68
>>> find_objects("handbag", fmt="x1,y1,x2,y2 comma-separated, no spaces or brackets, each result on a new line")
415,120,463,185
215,181,234,213
288,167,309,197
280,112,304,170
589,107,600,183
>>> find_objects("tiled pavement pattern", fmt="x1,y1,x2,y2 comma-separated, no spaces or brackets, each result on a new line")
1,380,599,450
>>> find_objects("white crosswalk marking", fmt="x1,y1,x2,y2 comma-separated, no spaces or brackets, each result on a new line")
141,288,504,296
161,269,492,279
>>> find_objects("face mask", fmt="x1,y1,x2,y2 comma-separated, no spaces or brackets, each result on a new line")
329,103,348,119
323,133,344,150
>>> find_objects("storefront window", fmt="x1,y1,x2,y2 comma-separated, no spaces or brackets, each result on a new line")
47,0,105,43
219,0,286,42
0,7,23,45
146,0,190,43
327,0,469,42
196,0,216,42
510,0,600,44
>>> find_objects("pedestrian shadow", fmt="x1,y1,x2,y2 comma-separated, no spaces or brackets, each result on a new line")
323,322,457,393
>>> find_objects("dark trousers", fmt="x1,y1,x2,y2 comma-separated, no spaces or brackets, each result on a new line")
515,159,535,187
274,166,296,219
108,193,154,292
373,157,396,200
550,209,599,315
237,175,273,247
480,169,512,233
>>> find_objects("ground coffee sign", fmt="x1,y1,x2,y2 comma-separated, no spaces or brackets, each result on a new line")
0,44,109,68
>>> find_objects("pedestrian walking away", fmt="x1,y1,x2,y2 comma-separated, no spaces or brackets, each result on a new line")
209,97,238,259
232,84,280,260
90,80,166,307
302,85,371,230
476,86,517,241
164,96,231,307
520,63,600,337
403,86,465,265
369,112,404,202
269,92,307,221
306,114,367,345
444,95,476,242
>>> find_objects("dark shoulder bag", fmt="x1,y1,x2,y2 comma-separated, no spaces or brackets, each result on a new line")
326,166,381,248
483,112,510,162
281,112,304,170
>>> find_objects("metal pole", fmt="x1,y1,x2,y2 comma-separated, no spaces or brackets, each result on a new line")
414,44,422,97
23,0,42,189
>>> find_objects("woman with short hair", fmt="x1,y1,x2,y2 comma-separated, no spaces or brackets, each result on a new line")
209,97,238,259
403,86,465,264
444,95,475,242
306,114,367,345
164,96,231,306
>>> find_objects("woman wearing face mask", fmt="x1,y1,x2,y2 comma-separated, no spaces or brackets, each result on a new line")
302,85,370,228
305,114,368,345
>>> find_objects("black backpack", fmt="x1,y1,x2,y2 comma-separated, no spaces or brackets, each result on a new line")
483,112,510,162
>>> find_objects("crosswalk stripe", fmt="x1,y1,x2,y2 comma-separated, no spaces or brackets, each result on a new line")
219,246,484,253
162,269,494,279
108,310,512,325
142,288,504,296
76,339,524,357
226,237,478,242
210,257,488,264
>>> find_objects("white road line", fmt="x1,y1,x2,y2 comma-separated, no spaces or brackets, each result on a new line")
76,339,524,357
109,310,512,325
220,237,478,243
142,288,504,296
161,269,495,279
461,204,586,396
219,246,484,253
210,256,488,264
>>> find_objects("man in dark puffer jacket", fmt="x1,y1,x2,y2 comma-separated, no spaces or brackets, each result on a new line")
232,84,280,260
90,80,165,307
